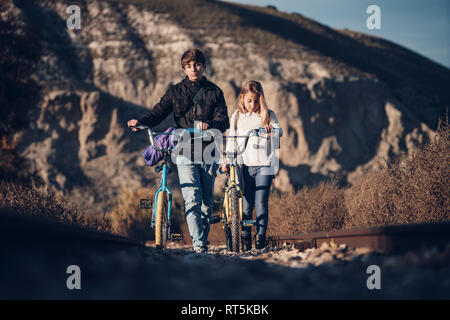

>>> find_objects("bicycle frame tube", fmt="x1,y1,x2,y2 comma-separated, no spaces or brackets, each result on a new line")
230,165,243,220
152,156,173,228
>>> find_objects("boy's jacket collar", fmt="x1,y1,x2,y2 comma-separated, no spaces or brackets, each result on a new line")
183,76,207,88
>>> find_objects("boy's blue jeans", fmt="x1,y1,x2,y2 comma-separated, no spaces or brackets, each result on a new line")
242,165,274,236
176,157,218,249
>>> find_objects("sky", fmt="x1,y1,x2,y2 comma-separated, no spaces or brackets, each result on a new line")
224,0,450,68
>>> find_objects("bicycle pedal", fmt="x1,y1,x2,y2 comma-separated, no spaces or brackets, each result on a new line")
242,220,256,227
209,215,222,224
170,233,183,242
139,199,152,209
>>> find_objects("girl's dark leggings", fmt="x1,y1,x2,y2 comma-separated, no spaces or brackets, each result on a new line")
242,165,274,236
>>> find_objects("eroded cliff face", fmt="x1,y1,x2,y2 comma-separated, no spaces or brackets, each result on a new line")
4,0,445,215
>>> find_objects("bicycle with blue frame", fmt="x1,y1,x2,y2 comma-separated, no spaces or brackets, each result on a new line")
131,125,212,249
131,124,181,249
215,127,273,252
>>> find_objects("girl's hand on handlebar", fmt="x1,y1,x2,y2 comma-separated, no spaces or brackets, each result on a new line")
128,119,140,132
263,124,273,133
220,163,229,173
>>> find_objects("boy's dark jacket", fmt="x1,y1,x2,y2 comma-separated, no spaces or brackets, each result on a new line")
139,76,229,133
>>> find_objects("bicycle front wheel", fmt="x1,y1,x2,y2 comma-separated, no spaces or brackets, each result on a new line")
155,191,168,249
229,187,240,252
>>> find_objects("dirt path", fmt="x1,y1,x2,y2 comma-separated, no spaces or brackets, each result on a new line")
1,239,449,299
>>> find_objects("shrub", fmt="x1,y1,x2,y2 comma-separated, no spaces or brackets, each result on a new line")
0,182,112,232
264,120,449,235
344,120,449,228
267,179,347,236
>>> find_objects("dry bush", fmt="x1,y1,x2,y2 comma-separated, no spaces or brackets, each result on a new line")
343,170,400,228
109,186,185,241
344,120,449,228
267,180,347,236
0,182,112,232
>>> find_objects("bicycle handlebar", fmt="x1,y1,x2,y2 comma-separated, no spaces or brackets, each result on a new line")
222,126,279,159
130,125,170,153
130,125,214,153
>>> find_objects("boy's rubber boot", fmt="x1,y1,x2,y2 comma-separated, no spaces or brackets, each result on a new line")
255,234,266,250
241,234,252,252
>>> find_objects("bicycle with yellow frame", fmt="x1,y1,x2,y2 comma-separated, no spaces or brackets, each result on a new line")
214,127,270,252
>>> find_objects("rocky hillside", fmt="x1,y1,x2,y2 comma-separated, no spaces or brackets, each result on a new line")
2,0,449,215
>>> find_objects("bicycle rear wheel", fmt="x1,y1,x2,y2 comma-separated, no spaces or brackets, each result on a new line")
155,191,168,249
229,187,240,252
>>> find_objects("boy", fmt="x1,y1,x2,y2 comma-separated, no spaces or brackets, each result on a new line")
127,49,229,253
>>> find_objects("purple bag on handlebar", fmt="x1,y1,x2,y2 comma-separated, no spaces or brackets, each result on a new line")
141,126,176,166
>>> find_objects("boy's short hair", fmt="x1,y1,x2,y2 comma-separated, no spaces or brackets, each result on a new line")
181,49,206,69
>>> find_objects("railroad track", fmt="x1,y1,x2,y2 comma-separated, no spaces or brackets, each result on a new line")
267,222,450,253
3,210,449,254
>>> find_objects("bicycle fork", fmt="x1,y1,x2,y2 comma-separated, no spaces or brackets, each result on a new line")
152,163,173,230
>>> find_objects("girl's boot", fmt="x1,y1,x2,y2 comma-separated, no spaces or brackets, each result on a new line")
241,233,252,251
255,234,266,249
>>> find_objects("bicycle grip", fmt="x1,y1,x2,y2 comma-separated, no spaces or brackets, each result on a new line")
257,126,268,134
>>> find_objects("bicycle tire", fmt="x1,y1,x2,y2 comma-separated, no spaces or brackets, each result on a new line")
230,187,240,252
224,224,232,251
155,191,168,249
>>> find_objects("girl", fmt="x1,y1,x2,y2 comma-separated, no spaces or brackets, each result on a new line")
220,80,283,250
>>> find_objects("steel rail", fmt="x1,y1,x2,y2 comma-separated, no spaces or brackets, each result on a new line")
267,222,450,253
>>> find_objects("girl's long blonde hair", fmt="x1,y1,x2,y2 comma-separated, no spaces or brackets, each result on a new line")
234,80,270,130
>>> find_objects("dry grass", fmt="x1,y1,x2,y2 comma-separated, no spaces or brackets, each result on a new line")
344,120,449,228
256,120,449,236
267,180,347,236
0,182,112,233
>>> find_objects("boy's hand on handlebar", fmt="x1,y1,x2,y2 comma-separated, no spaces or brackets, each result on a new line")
128,119,140,132
195,122,209,130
